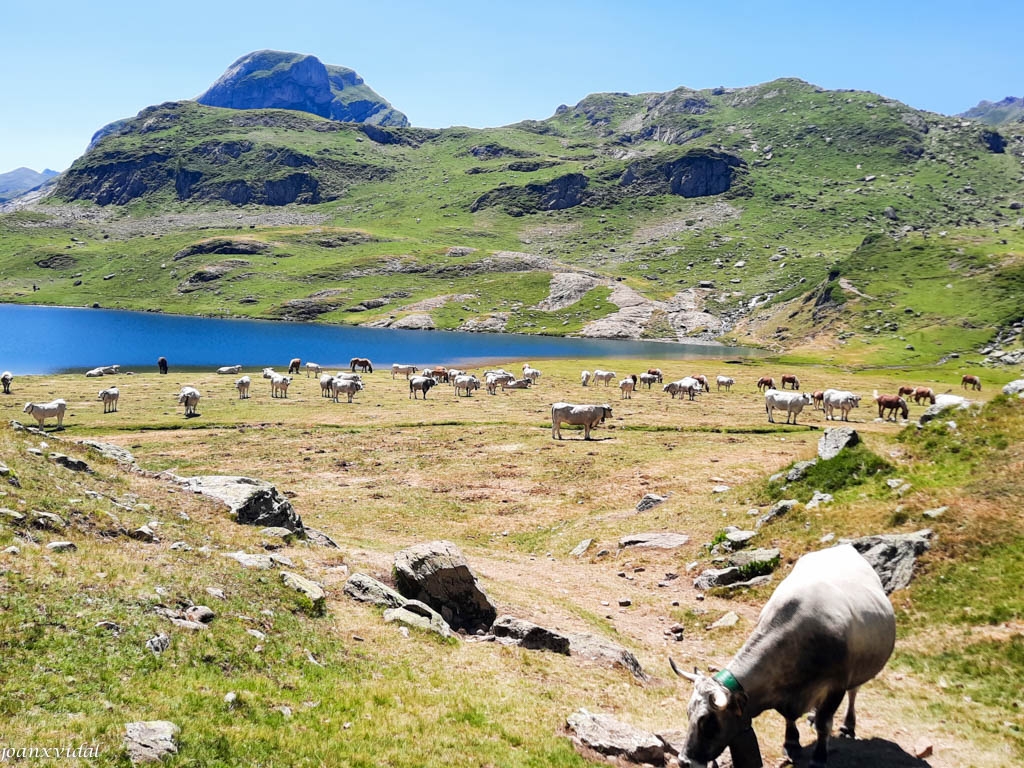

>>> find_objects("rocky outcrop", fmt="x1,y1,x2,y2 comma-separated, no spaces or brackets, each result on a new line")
390,314,435,330
343,573,407,609
470,173,589,215
840,530,933,593
534,273,603,311
491,615,571,654
818,427,860,460
393,540,497,633
919,395,974,425
620,148,747,198
566,709,665,765
176,475,304,533
124,721,180,764
196,50,407,126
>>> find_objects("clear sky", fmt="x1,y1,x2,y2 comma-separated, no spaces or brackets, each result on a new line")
3,0,1021,173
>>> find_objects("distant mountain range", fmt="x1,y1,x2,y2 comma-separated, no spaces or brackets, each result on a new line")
959,96,1024,126
0,167,58,202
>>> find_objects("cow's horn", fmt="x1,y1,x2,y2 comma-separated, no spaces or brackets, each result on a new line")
669,657,702,683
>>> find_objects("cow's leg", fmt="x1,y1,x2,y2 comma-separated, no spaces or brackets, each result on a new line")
839,687,858,738
809,689,845,768
783,717,802,763
584,424,591,440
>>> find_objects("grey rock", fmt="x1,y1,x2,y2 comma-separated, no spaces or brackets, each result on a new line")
393,540,496,633
124,720,179,764
169,618,208,631
567,633,646,680
818,427,860,460
694,567,742,590
281,571,327,614
146,633,170,654
806,491,834,509
720,574,773,592
96,620,121,632
130,525,157,542
383,599,453,638
725,530,756,548
78,440,137,466
922,506,948,519
725,548,782,570
566,708,665,764
618,532,690,549
1004,379,1024,396
491,615,571,654
30,510,66,530
222,551,292,569
247,628,267,641
635,493,668,512
886,478,905,489
260,526,296,543
712,484,731,493
3,545,20,555
0,507,26,524
178,475,303,533
919,395,972,425
304,526,340,548
46,541,76,552
205,587,226,600
49,452,91,472
390,313,435,330
168,541,192,552
185,605,215,624
569,538,593,557
709,610,740,629
343,573,407,609
786,459,818,482
839,529,933,593
758,499,798,527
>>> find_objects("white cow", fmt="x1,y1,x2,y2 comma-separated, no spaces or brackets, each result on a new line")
671,545,894,768
551,402,613,440
319,373,334,397
765,389,813,424
453,374,481,397
235,376,251,399
331,377,363,403
485,372,514,395
665,377,701,401
619,375,636,399
501,378,532,390
409,376,436,399
592,369,616,386
217,365,242,375
823,389,861,422
270,374,292,398
23,399,67,427
392,363,418,379
581,370,591,387
177,387,200,417
97,386,119,413
305,362,322,378
716,375,735,392
522,365,542,383
85,367,105,377
639,372,660,389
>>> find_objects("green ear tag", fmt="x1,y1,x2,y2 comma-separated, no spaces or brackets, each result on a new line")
713,669,743,693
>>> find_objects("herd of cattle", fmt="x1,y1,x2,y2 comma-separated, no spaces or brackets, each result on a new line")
5,359,984,436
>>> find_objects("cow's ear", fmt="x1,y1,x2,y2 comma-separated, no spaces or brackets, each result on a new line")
730,690,748,716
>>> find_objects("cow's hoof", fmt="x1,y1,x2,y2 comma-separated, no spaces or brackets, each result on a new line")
839,726,855,739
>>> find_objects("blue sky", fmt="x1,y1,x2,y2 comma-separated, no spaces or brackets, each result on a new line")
3,0,1021,173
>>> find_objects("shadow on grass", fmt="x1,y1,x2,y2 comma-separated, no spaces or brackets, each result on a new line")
792,737,932,767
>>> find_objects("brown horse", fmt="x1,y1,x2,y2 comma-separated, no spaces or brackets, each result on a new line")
647,368,664,383
962,375,981,391
812,390,825,410
350,357,374,373
897,385,915,397
288,357,301,374
874,390,909,421
912,386,936,405
781,374,800,390
691,374,710,392
757,376,775,392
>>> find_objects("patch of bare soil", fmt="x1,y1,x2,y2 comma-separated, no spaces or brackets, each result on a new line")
630,201,742,244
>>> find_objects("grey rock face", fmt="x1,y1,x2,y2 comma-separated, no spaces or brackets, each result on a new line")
222,551,293,569
758,499,798,527
393,540,496,633
567,633,646,680
124,720,179,764
566,709,665,764
840,529,933,593
818,427,860,460
635,493,668,512
491,615,571,654
343,573,407,609
178,476,303,533
919,395,972,425
693,566,742,590
145,633,170,654
383,599,453,638
78,440,137,466
618,532,690,549
725,548,782,570
786,459,818,482
1001,378,1024,395
389,313,435,330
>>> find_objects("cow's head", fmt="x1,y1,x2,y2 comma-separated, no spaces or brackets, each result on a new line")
22,402,33,414
671,661,748,768
800,393,813,405
851,396,861,408
601,405,612,421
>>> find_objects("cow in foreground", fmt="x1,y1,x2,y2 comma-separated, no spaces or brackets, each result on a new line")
23,399,67,428
551,402,612,440
670,545,894,768
765,389,813,425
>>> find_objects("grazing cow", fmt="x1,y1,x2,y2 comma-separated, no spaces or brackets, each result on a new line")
823,389,861,422
670,545,894,768
897,385,915,398
453,374,481,397
288,358,302,375
551,402,613,440
592,370,616,386
581,370,592,387
781,374,800,390
765,389,813,425
874,390,909,421
392,363,418,379
501,378,532,390
270,374,292,398
716,375,734,392
409,376,436,399
619,375,637,399
912,386,936,405
177,387,200,417
812,390,825,411
522,365,542,383
97,387,119,413
486,372,515,395
665,377,701,401
639,372,660,389
23,399,67,428
236,376,251,399
157,357,168,375
217,365,242,375
757,376,775,392
319,374,335,398
423,367,449,383
962,374,981,391
331,377,363,403
305,362,322,378
647,368,664,384
1,371,12,394
350,357,373,373
692,374,710,392
446,369,467,384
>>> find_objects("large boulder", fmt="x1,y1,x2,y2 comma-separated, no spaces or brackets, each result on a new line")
566,709,665,765
178,476,303,533
491,615,571,654
567,633,646,680
393,540,497,633
919,395,972,425
1002,379,1024,396
343,573,407,609
383,599,454,639
818,427,860,460
839,530,933,593
124,721,180,764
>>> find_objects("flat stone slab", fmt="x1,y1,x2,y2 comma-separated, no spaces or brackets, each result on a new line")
222,551,293,569
618,532,690,549
569,538,593,557
567,632,646,680
124,720,179,764
383,599,453,638
491,615,570,654
281,571,326,614
177,475,303,532
566,708,665,765
78,440,137,466
343,573,407,609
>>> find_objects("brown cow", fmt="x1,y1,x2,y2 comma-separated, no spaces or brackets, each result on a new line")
897,385,915,398
647,368,664,384
757,376,775,392
781,374,800,390
350,357,373,373
288,357,301,374
962,375,981,391
874,390,909,421
912,386,936,405
691,374,710,392
812,390,825,410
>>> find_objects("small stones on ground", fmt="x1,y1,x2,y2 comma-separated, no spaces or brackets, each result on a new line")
146,633,171,654
96,621,121,633
246,628,267,641
275,705,292,718
168,541,192,552
130,525,157,542
923,506,948,519
635,493,669,512
569,538,593,557
757,499,798,527
170,618,208,631
712,485,731,493
30,510,66,530
124,720,180,764
806,491,834,509
820,532,836,543
618,598,632,607
886,478,905,489
185,605,215,624
46,541,76,552
708,611,740,629
205,587,226,600
224,692,238,707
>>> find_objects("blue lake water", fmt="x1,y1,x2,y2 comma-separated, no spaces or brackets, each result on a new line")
0,303,757,375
